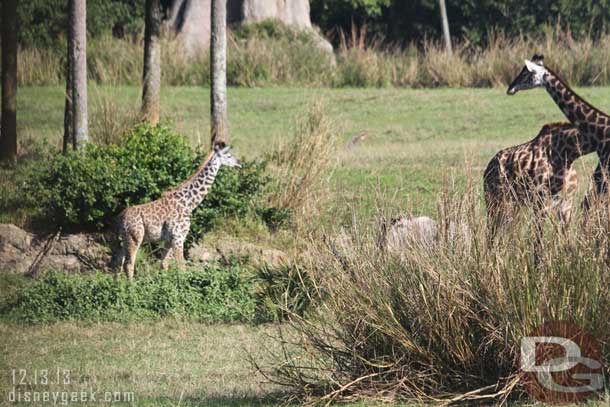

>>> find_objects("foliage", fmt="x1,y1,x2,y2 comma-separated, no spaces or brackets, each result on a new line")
18,0,145,49
20,24,610,88
18,0,610,49
312,0,610,46
3,259,310,324
28,124,192,230
27,124,269,243
188,158,269,246
5,264,255,324
259,186,610,403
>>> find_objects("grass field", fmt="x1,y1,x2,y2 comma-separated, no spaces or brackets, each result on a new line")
5,85,610,405
18,85,608,219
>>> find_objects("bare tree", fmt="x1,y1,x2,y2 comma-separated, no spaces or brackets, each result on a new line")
63,3,74,153
439,0,452,56
141,0,162,125
210,0,229,148
71,0,88,149
0,0,18,163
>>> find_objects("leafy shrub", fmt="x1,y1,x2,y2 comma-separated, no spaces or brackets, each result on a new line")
28,123,270,242
4,261,309,324
6,264,257,323
29,124,193,230
188,159,269,246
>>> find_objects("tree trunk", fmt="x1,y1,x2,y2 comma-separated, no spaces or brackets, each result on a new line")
141,0,162,125
439,0,452,56
0,0,18,163
63,2,74,153
210,0,229,149
71,0,88,150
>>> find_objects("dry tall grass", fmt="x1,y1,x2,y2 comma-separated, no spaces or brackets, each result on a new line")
259,182,610,404
89,88,140,145
19,24,610,88
267,101,339,227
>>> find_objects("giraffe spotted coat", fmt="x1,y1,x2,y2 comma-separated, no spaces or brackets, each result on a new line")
484,121,595,237
114,146,241,279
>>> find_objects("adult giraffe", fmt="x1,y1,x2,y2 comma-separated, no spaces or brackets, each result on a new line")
507,54,610,211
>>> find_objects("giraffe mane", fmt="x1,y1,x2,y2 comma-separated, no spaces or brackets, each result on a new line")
164,150,216,196
546,67,610,119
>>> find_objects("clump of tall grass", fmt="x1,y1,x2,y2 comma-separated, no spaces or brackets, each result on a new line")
267,100,339,227
89,88,140,145
259,183,610,403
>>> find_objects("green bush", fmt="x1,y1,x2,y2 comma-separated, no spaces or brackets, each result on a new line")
3,261,310,324
6,264,257,323
28,123,270,243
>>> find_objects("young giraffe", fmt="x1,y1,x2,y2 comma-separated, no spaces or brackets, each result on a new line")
114,146,241,279
507,54,610,211
483,120,595,240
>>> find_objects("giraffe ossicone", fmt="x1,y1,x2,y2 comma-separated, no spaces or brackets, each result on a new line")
113,146,241,279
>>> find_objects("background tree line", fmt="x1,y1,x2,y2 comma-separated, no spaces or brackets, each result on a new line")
16,0,610,49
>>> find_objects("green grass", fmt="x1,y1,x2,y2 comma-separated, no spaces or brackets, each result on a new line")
17,85,607,219
0,320,287,406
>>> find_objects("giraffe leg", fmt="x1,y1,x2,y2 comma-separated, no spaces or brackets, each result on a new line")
160,243,173,270
173,243,185,270
171,220,189,271
123,230,143,280
112,244,126,275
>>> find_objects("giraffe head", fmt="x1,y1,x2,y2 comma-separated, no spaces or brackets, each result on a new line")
507,54,548,95
214,145,242,168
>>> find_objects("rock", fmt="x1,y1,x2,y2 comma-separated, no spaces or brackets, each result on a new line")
188,244,221,263
166,0,333,57
239,0,311,28
189,240,288,268
41,255,82,273
0,223,32,251
0,246,31,273
0,223,110,274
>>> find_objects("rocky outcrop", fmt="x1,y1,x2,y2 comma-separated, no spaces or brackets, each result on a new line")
189,239,289,268
166,0,332,56
0,224,290,274
0,224,110,274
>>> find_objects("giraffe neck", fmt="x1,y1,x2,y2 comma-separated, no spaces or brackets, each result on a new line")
173,153,222,212
543,70,610,142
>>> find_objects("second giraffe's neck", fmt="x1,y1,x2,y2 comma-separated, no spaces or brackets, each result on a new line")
174,152,222,212
544,70,610,141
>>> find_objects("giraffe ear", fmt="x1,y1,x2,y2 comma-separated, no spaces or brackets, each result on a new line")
525,59,544,74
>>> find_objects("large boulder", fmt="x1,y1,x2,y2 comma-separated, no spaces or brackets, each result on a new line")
166,0,332,56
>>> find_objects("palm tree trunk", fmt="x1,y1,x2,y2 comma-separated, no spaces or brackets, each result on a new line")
141,0,162,125
439,0,452,56
63,3,74,153
71,0,88,149
0,0,18,163
210,0,229,148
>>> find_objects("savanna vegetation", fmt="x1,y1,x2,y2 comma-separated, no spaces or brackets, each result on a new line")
3,0,610,405
3,85,610,404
